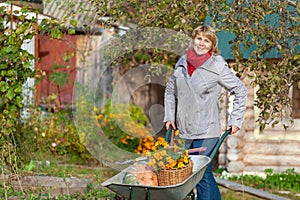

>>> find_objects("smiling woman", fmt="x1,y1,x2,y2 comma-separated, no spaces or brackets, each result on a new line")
164,25,247,200
193,33,212,55
191,26,219,56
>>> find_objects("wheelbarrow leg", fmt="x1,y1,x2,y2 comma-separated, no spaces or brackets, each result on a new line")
129,186,134,200
128,187,151,200
144,188,151,200
187,189,195,200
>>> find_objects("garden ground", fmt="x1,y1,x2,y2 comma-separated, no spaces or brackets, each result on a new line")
3,161,299,200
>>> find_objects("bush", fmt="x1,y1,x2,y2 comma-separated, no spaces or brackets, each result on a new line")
219,168,300,192
15,94,157,168
96,98,152,153
16,102,95,165
264,168,300,192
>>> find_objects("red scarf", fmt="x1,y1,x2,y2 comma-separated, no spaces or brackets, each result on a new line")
186,48,212,76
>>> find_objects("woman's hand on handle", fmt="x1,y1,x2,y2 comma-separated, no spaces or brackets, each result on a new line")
166,121,176,130
227,125,240,134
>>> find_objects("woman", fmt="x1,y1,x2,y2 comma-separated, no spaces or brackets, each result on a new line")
164,25,247,200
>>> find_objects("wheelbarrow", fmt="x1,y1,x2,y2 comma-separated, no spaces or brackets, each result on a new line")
101,129,231,200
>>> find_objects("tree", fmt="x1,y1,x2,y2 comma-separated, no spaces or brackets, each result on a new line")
90,0,300,130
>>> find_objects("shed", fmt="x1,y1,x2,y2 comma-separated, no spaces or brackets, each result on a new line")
36,0,115,108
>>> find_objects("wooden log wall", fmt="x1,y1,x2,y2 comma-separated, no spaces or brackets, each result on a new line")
224,62,300,174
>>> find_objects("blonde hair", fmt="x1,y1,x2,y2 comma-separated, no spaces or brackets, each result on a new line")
191,25,220,55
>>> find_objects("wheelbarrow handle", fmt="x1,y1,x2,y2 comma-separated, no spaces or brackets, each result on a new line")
165,127,231,159
209,128,232,160
165,128,173,143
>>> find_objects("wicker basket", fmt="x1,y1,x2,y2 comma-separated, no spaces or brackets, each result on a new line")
157,160,193,186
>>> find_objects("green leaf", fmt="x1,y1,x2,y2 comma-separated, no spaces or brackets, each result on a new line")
70,19,78,27
51,28,62,39
24,160,35,172
0,96,4,107
49,72,69,87
15,96,23,108
68,28,76,35
14,85,22,93
0,81,8,92
6,88,16,100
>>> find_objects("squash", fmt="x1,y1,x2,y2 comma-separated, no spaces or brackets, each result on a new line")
124,164,158,186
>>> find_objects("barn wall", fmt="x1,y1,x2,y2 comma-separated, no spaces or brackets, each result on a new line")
37,34,77,106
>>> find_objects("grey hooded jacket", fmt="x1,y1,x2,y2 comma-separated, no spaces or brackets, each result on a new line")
164,55,247,139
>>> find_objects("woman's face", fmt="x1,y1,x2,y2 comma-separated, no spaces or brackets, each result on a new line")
193,33,213,55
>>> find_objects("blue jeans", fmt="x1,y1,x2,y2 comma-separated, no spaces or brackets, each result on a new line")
186,138,221,200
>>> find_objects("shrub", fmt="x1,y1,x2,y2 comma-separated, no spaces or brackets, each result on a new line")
264,168,300,192
16,99,94,165
219,168,300,192
96,98,152,153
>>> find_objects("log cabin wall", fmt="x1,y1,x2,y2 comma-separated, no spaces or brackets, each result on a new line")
221,61,300,174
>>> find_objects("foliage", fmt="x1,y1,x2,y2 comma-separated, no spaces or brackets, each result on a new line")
220,168,300,193
264,168,300,192
0,4,37,175
0,2,83,198
0,0,77,170
220,189,264,200
15,100,94,165
96,97,152,152
91,0,208,32
0,184,22,200
146,136,190,171
138,130,191,171
84,183,116,199
1,187,115,200
211,0,300,130
90,0,300,130
112,49,178,85
48,64,70,88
